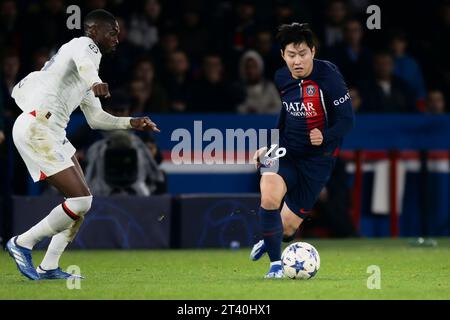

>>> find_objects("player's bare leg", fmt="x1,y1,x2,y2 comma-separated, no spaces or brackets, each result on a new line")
45,159,91,198
280,202,304,242
252,173,287,278
37,156,89,279
260,173,287,209
7,161,92,280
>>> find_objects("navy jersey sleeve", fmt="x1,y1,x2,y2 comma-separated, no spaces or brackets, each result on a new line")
322,64,354,143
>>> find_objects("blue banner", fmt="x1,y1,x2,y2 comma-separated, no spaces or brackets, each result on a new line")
12,195,172,249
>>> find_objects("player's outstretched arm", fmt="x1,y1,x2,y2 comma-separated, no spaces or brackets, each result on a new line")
81,91,132,130
80,91,160,132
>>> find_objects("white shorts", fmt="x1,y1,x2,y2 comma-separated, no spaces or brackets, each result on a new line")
12,110,76,182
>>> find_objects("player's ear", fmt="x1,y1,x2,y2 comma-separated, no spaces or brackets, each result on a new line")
86,24,98,38
92,25,98,38
85,27,93,38
280,49,285,60
311,46,316,59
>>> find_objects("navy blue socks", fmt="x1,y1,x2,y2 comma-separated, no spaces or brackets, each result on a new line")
259,207,283,262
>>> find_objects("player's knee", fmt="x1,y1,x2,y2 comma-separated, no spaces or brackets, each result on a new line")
260,176,285,210
261,194,282,210
64,195,93,218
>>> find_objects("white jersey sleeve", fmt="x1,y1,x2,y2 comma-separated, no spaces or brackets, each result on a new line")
80,91,132,130
72,40,103,88
12,37,108,123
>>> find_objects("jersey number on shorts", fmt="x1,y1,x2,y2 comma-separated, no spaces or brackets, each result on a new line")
265,144,287,160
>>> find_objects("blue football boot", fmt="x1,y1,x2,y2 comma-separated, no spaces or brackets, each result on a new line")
37,265,84,280
5,237,40,280
250,239,267,261
264,264,284,279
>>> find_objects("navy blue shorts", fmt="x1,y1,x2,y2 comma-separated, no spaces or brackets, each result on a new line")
261,151,337,219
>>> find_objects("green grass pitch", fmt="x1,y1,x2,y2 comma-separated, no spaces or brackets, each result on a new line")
1,239,449,300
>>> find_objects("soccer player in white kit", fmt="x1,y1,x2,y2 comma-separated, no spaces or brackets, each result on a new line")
5,9,160,280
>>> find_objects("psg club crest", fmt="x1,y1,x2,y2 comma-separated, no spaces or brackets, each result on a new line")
306,85,316,96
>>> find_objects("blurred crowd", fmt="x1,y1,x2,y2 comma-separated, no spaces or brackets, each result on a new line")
1,0,449,121
0,0,449,197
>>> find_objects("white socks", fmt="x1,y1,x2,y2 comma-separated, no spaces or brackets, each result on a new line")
38,228,72,271
16,203,76,250
39,216,85,271
270,261,282,267
16,195,92,250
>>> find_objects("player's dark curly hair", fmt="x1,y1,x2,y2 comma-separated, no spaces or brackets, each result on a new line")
276,23,315,52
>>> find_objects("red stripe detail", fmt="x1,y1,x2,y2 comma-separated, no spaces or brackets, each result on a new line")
389,151,399,237
29,110,36,117
332,147,340,157
39,171,47,181
299,208,312,215
301,80,326,132
262,232,276,237
62,202,79,221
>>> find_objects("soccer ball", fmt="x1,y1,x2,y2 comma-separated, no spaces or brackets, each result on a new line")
281,242,320,279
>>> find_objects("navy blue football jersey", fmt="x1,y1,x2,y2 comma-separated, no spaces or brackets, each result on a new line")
274,59,354,156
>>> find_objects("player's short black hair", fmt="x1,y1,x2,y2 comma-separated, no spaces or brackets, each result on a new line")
84,9,116,31
276,23,315,52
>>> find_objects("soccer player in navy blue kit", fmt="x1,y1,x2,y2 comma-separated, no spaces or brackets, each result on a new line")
250,23,354,278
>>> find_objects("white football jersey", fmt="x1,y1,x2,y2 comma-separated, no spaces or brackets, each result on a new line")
12,36,131,132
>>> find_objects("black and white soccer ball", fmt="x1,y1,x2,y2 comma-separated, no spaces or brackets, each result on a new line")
281,242,320,280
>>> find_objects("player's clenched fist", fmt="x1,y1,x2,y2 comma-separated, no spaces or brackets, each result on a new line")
310,128,323,146
91,82,111,98
130,117,160,132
